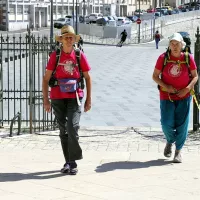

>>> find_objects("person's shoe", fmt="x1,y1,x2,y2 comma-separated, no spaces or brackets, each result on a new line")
69,161,78,175
60,163,70,173
164,143,172,158
173,150,182,163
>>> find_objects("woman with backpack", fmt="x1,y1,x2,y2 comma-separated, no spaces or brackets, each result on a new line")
152,32,198,163
42,25,92,175
155,30,160,49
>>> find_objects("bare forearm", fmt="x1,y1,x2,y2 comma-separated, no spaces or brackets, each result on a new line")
85,77,91,100
153,75,168,89
42,79,49,101
187,76,198,90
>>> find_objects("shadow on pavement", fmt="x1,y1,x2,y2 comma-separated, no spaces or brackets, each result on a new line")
0,170,66,182
95,159,173,173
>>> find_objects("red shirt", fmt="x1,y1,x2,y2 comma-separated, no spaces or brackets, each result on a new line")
155,52,197,100
46,49,91,99
155,33,160,39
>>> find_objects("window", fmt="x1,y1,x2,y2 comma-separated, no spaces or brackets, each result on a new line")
53,6,56,14
63,6,68,15
24,6,30,14
9,5,16,14
17,5,23,14
58,6,62,14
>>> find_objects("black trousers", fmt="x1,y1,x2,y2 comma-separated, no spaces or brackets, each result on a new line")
51,98,83,163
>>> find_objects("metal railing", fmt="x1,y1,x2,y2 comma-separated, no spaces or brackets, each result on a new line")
0,29,55,134
193,26,200,131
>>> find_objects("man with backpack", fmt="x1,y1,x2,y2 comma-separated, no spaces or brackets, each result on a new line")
117,29,127,47
152,32,198,163
155,30,160,49
42,25,92,175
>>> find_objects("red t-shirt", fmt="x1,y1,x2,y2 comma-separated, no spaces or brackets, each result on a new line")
155,52,197,100
46,50,91,99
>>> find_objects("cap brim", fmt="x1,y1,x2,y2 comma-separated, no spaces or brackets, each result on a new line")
55,33,80,43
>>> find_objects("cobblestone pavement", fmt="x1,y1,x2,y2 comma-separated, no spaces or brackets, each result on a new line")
1,127,200,154
1,128,200,200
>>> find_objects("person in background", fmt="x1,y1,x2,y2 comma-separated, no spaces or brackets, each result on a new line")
117,29,127,47
155,30,161,49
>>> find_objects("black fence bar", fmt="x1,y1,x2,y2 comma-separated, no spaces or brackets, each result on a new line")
193,26,200,131
0,35,2,126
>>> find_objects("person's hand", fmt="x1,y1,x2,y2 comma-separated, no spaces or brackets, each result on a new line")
166,85,177,94
84,98,91,112
43,99,51,113
176,88,190,98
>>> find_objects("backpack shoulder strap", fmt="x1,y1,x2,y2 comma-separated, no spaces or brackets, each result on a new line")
52,48,61,75
75,48,82,74
74,48,85,89
184,51,190,67
162,48,170,72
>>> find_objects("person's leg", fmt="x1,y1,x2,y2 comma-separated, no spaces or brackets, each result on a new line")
155,40,158,49
51,99,70,172
66,98,83,164
160,100,176,157
160,100,176,143
175,96,191,150
172,96,191,163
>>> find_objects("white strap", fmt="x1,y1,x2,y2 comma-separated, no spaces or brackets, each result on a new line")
76,91,81,106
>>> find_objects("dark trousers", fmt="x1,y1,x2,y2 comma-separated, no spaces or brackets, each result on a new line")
155,38,159,49
51,98,83,163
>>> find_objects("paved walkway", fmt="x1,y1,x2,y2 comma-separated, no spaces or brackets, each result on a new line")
0,38,200,200
0,127,200,200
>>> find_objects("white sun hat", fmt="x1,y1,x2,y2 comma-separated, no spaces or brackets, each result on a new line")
168,32,186,48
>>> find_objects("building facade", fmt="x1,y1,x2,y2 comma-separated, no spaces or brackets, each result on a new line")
0,0,188,31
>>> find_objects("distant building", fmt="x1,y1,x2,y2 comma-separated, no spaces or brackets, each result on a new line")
0,0,176,31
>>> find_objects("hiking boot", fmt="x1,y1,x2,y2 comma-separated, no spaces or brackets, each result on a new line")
173,150,182,163
69,161,78,175
60,163,70,173
164,143,172,158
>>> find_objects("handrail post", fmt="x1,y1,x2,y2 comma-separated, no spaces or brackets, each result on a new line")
9,112,21,137
193,26,200,131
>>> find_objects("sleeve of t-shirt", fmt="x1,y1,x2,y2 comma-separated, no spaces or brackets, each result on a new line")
155,53,165,71
80,52,91,72
46,51,57,71
189,54,197,71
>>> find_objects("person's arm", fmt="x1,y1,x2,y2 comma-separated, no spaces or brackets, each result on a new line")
176,69,198,98
42,51,56,113
42,70,53,113
152,68,177,93
187,70,198,90
177,54,198,97
83,71,92,112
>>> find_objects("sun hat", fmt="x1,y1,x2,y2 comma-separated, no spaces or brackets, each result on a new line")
55,25,80,43
168,32,186,48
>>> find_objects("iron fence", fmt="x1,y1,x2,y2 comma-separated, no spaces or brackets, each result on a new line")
0,30,56,134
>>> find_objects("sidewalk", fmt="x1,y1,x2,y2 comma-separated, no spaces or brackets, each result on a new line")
0,127,200,200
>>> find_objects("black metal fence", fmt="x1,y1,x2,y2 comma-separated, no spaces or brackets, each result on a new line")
0,30,56,134
193,26,200,131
